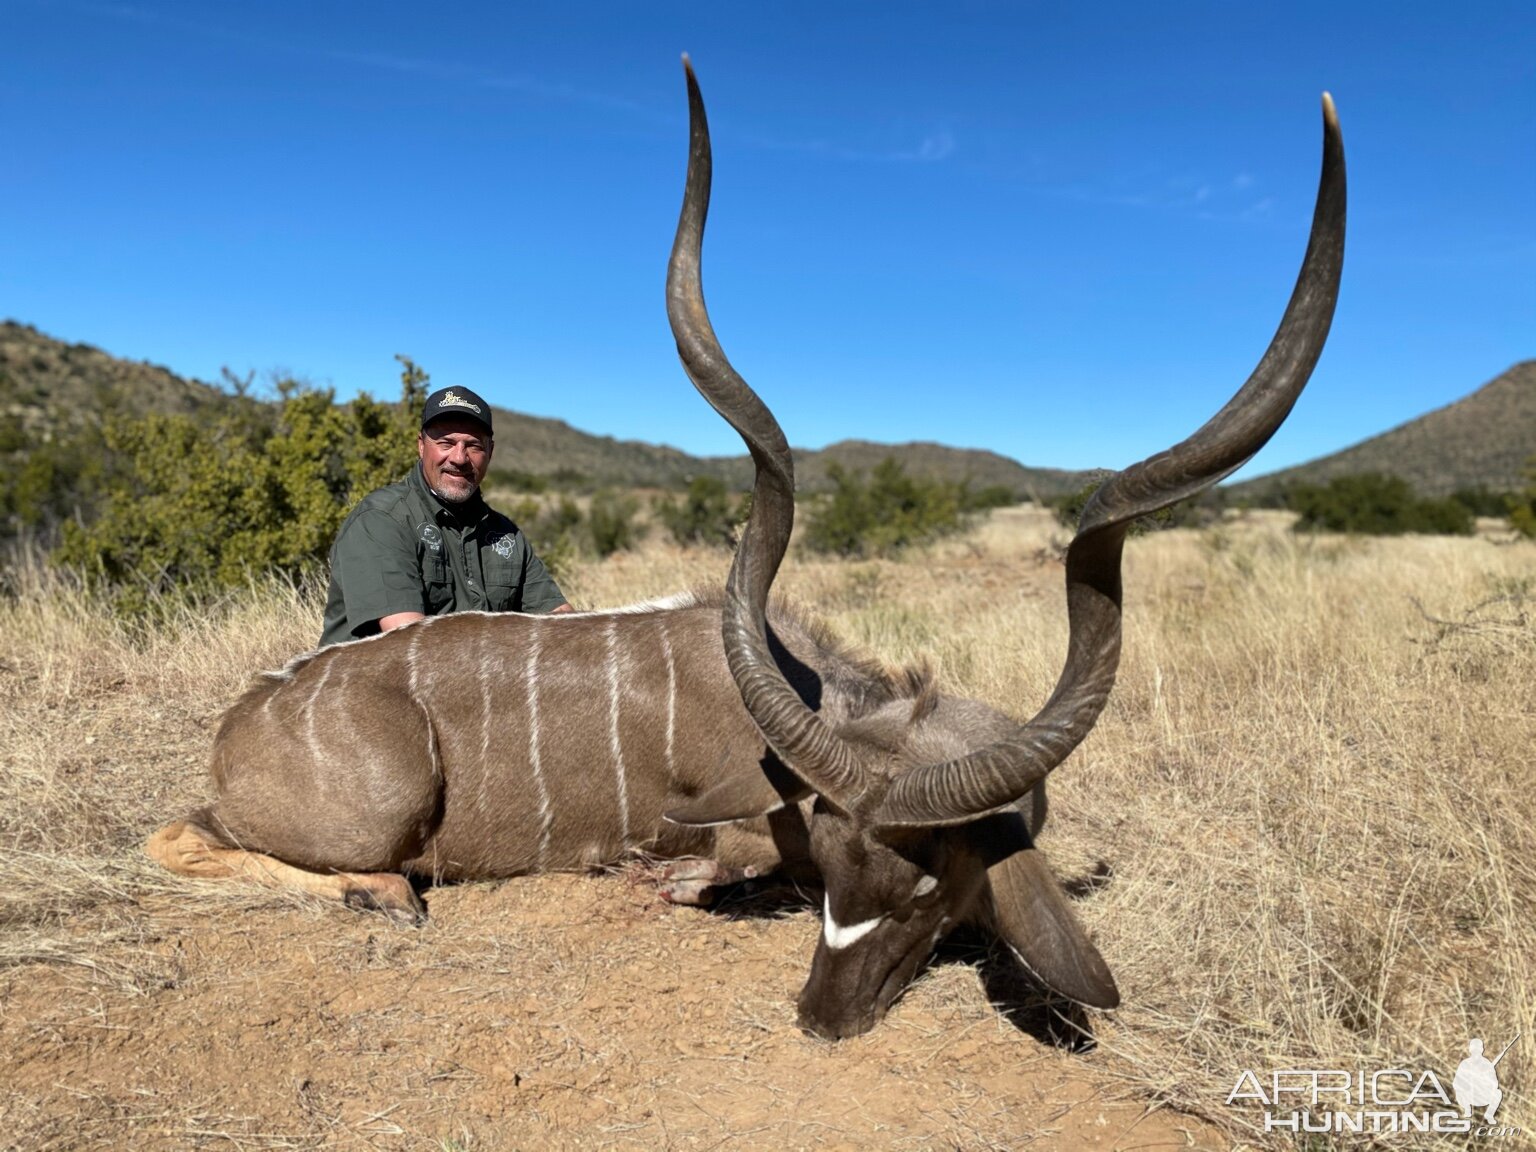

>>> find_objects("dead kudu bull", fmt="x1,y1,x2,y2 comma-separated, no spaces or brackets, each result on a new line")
149,59,1345,1040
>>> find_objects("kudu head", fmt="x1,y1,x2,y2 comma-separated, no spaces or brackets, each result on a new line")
664,57,1345,1039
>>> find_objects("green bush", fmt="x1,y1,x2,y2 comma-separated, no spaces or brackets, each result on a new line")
654,476,747,547
487,466,550,494
587,489,645,558
1508,458,1536,539
1285,473,1473,536
507,495,582,585
54,358,429,613
1450,486,1512,518
802,458,980,558
960,483,1018,513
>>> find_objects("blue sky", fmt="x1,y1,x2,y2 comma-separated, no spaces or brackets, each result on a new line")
2,2,1531,479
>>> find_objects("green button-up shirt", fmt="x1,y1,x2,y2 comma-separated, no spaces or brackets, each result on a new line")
319,463,567,648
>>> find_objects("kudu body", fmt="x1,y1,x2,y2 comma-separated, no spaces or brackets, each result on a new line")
151,593,955,907
149,58,1345,1041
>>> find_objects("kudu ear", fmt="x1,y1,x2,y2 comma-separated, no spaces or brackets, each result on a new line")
664,766,810,828
986,846,1120,1010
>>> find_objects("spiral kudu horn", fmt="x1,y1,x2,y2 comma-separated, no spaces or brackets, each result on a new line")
874,95,1346,829
666,57,872,812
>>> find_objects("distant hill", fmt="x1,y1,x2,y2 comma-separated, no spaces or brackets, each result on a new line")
1232,361,1536,499
1,321,1097,499
491,413,1095,499
9,321,1529,504
793,440,1091,501
0,321,226,437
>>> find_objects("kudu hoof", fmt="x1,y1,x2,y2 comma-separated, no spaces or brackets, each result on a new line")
657,859,761,906
343,877,427,926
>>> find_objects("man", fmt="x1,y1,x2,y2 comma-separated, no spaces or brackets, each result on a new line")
319,384,573,648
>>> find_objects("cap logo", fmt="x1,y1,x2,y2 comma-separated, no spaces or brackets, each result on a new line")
437,390,483,414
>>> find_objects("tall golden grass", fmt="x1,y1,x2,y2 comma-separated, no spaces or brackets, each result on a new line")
2,506,1531,1144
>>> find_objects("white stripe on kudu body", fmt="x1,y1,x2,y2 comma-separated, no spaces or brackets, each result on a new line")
303,658,334,767
476,631,492,815
605,620,632,844
659,619,676,780
406,626,422,697
822,894,884,951
525,625,553,867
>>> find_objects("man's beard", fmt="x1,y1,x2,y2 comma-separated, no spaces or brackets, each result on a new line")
432,475,476,504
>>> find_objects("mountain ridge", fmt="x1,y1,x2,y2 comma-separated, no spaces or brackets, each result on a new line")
5,320,1530,500
1231,360,1536,498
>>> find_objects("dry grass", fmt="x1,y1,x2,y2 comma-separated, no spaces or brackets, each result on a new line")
2,508,1532,1148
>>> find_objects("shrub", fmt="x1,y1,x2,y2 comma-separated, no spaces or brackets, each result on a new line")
2,426,107,533
487,466,549,494
1450,486,1512,518
586,489,645,558
508,495,583,585
654,476,746,547
54,358,429,613
1508,457,1536,539
802,458,976,558
960,483,1018,513
1286,473,1473,536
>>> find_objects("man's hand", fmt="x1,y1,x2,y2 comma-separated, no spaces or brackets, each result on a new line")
550,603,575,614
379,611,427,632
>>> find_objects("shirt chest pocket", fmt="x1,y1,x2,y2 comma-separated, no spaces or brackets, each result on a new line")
421,549,454,614
483,545,520,611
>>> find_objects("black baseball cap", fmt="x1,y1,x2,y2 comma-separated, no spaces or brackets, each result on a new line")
421,386,494,436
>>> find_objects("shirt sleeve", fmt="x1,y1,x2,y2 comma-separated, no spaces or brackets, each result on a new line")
517,539,569,614
332,508,428,635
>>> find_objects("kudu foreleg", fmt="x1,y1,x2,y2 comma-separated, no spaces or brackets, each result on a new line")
147,814,426,925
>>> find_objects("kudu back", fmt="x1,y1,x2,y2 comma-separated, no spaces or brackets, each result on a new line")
149,58,1344,1041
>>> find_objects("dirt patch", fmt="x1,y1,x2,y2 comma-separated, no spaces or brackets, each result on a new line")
1,871,1221,1150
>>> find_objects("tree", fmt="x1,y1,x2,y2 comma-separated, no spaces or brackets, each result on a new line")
654,476,746,547
1508,457,1536,539
1286,473,1472,536
803,458,971,558
56,358,429,613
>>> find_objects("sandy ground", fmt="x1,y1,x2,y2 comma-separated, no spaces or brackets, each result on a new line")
1,868,1223,1150
14,507,1531,1148
1,511,1229,1149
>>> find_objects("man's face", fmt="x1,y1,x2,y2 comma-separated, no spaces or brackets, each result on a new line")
419,416,493,504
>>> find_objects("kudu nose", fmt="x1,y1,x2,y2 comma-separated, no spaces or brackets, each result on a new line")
796,1005,879,1042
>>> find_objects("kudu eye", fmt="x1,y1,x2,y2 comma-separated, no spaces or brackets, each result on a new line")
911,873,940,905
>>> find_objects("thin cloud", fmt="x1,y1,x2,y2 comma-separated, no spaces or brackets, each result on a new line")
1236,196,1276,221
1038,167,1281,224
740,128,956,165
52,2,662,123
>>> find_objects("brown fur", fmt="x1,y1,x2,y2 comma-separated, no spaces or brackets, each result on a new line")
148,593,951,910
